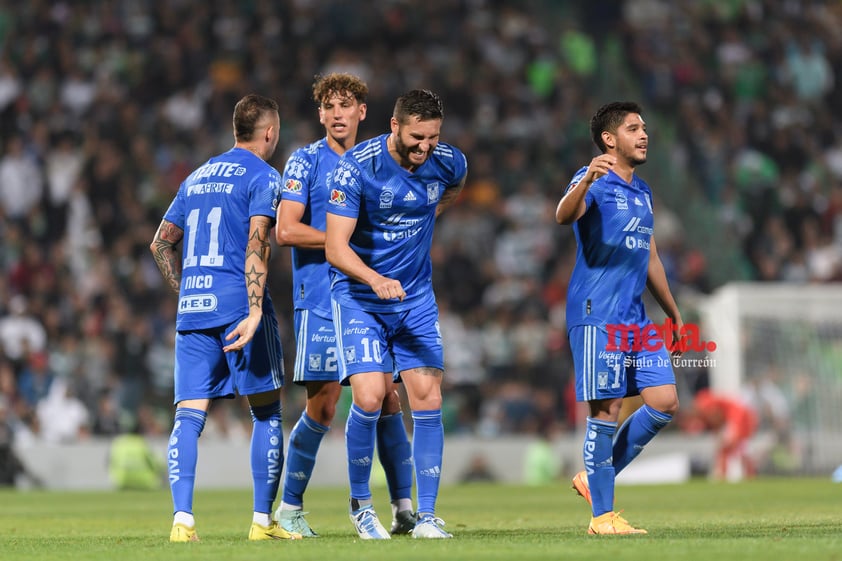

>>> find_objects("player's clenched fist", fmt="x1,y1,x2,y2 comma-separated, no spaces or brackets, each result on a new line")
583,154,617,184
371,276,406,301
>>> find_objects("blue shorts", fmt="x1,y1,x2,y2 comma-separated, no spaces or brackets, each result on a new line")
292,309,340,385
173,311,285,403
331,299,443,385
568,324,675,402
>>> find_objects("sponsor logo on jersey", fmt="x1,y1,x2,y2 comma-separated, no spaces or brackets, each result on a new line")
329,189,346,206
284,178,303,193
186,182,234,196
403,190,417,202
188,161,246,182
621,216,653,235
178,294,218,313
625,236,650,250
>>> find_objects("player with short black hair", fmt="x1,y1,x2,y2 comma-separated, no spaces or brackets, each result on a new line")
556,101,681,535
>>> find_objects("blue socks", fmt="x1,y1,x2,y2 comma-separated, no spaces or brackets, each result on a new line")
612,404,672,474
584,417,617,517
168,407,207,515
250,401,283,514
377,411,413,503
346,403,380,501
412,409,443,516
282,411,329,506
584,406,673,517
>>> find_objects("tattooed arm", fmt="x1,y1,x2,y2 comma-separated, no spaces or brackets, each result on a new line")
223,215,273,352
150,219,184,294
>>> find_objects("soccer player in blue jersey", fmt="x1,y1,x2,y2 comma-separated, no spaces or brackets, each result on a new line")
325,89,467,539
150,94,300,542
555,101,681,535
273,73,415,537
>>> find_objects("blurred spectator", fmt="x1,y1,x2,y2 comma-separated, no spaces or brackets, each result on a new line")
0,396,42,487
0,134,43,223
35,377,90,444
16,352,53,408
523,424,562,486
459,453,498,484
1,1,841,444
0,295,46,370
108,423,165,491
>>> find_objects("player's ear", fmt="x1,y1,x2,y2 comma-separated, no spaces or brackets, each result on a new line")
602,131,614,150
358,103,367,122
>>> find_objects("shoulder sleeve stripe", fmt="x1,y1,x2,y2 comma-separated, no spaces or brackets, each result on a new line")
433,144,453,158
355,143,381,163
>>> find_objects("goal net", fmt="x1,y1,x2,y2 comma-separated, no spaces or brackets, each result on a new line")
701,283,842,475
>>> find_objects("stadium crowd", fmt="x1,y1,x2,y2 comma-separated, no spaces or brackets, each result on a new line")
0,1,840,456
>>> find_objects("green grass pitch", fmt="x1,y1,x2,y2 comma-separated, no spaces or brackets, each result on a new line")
1,478,840,561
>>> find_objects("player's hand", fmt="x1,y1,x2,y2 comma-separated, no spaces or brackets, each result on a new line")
669,316,685,359
583,154,616,184
371,276,406,301
223,313,262,352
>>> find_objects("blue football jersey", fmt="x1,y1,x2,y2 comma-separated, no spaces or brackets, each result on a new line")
164,147,280,331
280,138,337,318
326,134,467,312
565,167,655,330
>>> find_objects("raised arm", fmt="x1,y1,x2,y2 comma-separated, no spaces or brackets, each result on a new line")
555,154,616,225
325,213,406,301
276,199,326,248
150,219,184,294
224,215,273,352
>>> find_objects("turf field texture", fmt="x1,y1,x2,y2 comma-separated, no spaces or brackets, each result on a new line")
1,478,840,561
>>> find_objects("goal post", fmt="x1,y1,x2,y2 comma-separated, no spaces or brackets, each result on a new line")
700,282,842,473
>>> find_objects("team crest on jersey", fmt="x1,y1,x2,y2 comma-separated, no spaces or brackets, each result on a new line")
426,182,439,204
614,189,628,210
598,371,609,389
380,186,394,209
284,179,303,193
329,189,346,206
344,346,357,364
308,354,322,371
644,194,653,213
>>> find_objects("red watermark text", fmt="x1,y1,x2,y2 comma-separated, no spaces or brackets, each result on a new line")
605,319,717,353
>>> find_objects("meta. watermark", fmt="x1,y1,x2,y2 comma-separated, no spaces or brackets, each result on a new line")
605,319,717,368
